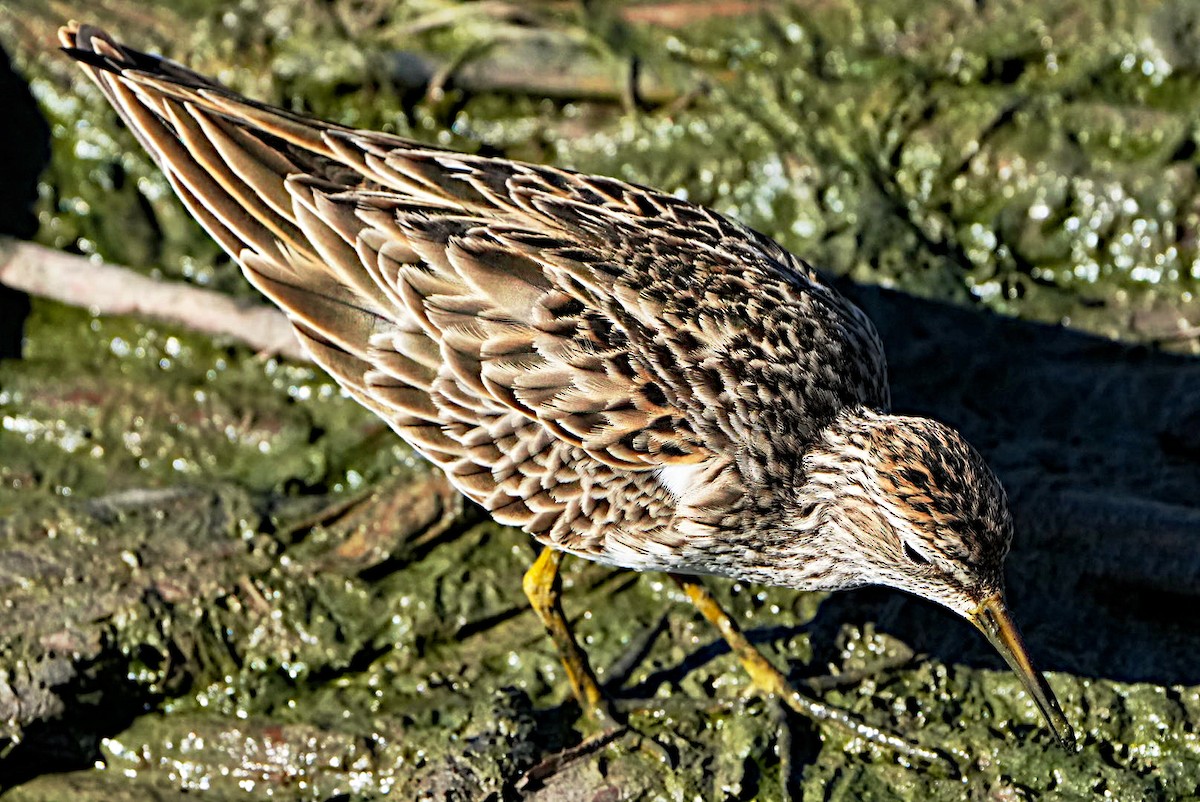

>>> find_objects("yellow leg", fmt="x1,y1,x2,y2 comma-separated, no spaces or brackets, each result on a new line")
524,547,615,725
671,574,957,773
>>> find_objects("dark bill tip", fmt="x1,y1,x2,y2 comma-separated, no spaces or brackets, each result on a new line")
969,594,1076,751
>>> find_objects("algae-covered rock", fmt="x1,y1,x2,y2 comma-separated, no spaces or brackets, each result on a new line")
1,0,1199,800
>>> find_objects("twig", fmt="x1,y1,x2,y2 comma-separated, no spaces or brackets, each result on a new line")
380,40,689,106
394,1,540,37
514,725,626,792
620,1,778,27
802,645,916,693
0,239,306,361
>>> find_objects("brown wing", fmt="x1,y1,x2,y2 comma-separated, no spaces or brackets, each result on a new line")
60,23,888,567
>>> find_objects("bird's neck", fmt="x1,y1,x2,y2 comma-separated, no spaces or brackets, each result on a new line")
745,406,892,591
666,409,888,589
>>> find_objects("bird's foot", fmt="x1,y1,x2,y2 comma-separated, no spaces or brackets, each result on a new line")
670,574,961,777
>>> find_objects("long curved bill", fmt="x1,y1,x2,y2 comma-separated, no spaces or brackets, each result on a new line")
969,595,1076,750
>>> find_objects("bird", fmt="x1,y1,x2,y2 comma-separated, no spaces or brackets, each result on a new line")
59,21,1074,757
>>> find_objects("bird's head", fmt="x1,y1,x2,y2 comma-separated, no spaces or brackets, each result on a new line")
793,407,1075,749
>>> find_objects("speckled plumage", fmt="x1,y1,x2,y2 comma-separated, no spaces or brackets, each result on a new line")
59,22,895,573
61,22,1073,750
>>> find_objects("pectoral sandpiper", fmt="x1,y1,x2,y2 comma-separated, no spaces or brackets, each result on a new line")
60,21,1074,764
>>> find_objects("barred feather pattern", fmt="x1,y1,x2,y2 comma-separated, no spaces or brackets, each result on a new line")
61,23,896,579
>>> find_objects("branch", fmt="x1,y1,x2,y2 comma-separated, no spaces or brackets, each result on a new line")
0,239,307,361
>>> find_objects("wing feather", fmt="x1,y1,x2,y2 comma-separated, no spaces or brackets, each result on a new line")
60,22,887,571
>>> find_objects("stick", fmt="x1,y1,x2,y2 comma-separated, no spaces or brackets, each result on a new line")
0,239,306,361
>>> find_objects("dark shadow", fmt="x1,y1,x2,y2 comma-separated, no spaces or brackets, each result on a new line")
0,649,162,789
799,279,1200,687
0,42,49,358
619,622,812,701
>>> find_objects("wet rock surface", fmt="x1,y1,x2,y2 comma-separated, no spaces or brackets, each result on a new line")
0,1,1198,799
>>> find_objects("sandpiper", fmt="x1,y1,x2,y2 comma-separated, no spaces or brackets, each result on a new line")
60,21,1074,760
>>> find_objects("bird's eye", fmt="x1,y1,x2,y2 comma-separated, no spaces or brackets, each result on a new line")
903,542,932,566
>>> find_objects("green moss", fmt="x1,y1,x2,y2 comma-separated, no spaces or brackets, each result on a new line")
1,0,1199,798
0,300,408,503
